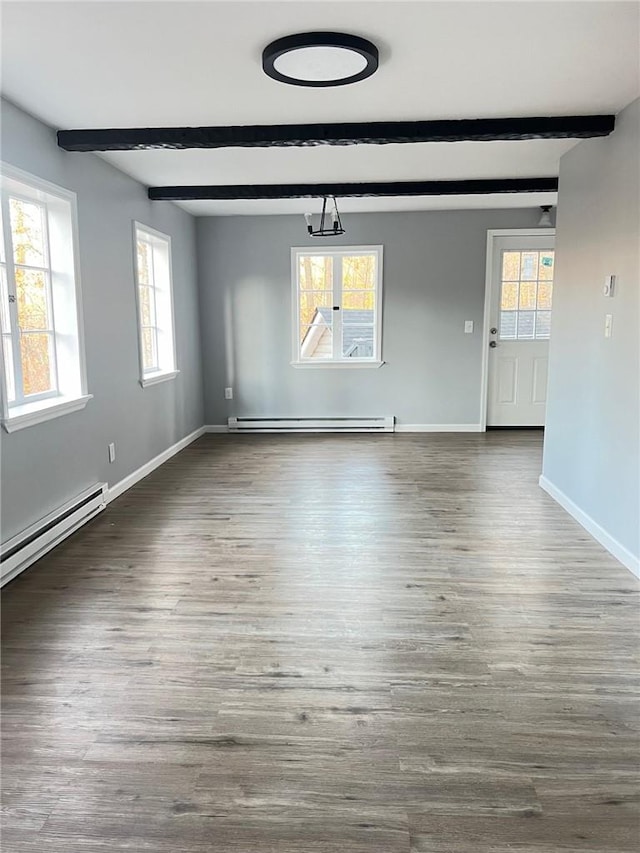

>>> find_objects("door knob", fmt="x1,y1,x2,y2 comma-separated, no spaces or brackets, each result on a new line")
489,341,497,348
490,327,498,335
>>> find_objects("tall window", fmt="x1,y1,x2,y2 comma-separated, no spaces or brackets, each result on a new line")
133,223,177,386
0,164,90,432
292,246,383,366
499,249,554,340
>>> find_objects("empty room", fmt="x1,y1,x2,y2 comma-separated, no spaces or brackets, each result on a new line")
1,1,639,850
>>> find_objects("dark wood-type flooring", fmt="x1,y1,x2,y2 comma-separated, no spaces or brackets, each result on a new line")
2,432,639,851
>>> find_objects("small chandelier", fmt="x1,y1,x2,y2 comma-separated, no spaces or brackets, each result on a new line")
304,197,345,237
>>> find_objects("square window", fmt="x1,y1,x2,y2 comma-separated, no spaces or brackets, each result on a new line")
292,247,383,366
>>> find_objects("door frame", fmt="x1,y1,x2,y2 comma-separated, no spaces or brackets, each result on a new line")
479,228,556,431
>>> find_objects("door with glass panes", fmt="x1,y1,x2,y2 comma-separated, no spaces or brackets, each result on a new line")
487,234,555,427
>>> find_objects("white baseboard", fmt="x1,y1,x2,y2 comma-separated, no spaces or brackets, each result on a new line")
539,475,640,579
395,424,483,433
107,427,205,502
204,423,482,434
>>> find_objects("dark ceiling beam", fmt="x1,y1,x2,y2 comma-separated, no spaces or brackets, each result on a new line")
148,177,559,202
58,115,615,152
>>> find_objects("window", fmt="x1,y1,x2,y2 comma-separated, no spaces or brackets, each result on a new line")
0,164,90,432
499,249,554,340
292,246,383,367
133,223,177,386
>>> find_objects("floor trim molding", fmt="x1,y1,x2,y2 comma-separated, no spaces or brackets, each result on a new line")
203,425,229,433
107,427,206,503
539,475,640,579
395,424,483,433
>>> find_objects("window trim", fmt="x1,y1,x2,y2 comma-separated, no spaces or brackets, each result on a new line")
291,245,384,368
0,163,90,432
132,221,178,388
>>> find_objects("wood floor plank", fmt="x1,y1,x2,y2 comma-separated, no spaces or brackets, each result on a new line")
2,432,638,851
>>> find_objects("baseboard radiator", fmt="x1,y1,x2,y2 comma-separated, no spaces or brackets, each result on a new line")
228,416,395,433
1,483,107,587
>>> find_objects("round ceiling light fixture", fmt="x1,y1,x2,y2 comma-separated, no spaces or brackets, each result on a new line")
262,32,378,87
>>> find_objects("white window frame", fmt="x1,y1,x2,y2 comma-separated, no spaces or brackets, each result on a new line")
291,245,384,368
0,163,91,433
133,222,178,387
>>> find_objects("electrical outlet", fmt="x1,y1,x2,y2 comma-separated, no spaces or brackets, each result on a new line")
224,387,233,400
108,442,116,463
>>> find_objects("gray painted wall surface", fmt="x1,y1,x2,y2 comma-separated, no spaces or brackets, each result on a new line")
197,208,540,426
542,98,640,560
0,99,204,541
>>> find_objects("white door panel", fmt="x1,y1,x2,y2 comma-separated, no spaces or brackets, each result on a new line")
487,234,555,427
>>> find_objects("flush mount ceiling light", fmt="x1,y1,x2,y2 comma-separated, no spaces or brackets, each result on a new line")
304,197,345,237
262,32,378,87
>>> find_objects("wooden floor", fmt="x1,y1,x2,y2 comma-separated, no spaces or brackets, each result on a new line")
2,432,639,852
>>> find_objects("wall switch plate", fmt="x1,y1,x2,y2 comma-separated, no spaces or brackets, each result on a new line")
108,442,116,463
604,314,613,338
603,275,616,297
224,387,233,400
464,320,474,334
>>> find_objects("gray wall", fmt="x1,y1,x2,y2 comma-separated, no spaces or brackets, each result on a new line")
0,99,204,541
197,208,540,426
542,98,640,562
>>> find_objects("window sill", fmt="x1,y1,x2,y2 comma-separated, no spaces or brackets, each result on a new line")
291,360,384,369
139,369,180,388
2,393,93,433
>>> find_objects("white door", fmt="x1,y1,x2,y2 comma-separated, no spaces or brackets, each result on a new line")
487,234,555,427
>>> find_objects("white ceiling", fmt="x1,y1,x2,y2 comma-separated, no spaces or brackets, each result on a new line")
2,1,639,216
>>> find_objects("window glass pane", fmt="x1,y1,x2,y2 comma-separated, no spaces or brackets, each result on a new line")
499,312,517,339
343,307,375,326
517,311,535,339
537,282,553,309
342,325,374,358
519,281,537,310
0,266,11,333
15,268,49,330
20,332,54,395
342,291,375,311
539,251,554,281
535,311,552,339
137,240,152,287
502,251,520,281
520,252,538,280
300,323,333,358
342,255,376,290
299,255,332,291
138,284,155,327
2,334,15,403
500,281,518,310
9,197,46,267
141,327,158,371
299,291,332,329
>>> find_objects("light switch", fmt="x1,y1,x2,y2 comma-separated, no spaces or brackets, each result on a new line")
605,314,613,338
603,275,616,297
464,320,474,334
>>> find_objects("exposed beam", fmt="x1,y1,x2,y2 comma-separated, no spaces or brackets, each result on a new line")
148,178,559,202
58,116,615,152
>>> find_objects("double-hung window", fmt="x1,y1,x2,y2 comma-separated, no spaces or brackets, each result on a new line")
0,164,90,432
133,223,177,387
292,246,383,367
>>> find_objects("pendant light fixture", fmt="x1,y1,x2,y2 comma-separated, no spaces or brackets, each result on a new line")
538,205,554,227
304,197,345,237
